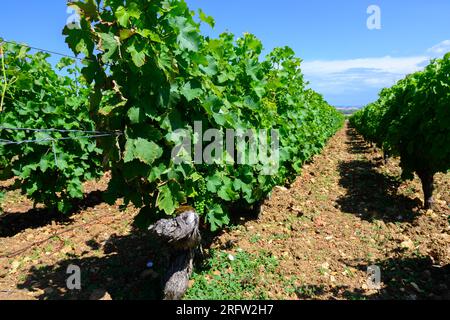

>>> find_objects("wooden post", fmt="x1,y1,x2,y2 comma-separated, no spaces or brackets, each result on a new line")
148,207,201,300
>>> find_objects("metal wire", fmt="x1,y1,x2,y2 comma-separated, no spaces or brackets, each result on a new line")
0,39,114,68
0,39,90,62
0,133,122,146
0,125,121,135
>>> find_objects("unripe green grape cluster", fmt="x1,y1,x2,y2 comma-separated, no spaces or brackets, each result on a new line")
194,178,208,214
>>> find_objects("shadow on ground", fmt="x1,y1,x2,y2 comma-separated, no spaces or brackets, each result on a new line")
0,190,105,237
17,228,164,300
345,128,372,155
337,128,421,223
296,256,449,300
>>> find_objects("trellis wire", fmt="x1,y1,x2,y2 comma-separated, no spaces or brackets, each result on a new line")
0,40,122,165
0,39,89,62
0,128,122,167
0,39,113,68
0,133,121,146
0,125,121,135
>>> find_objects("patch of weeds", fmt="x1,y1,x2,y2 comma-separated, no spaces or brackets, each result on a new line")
249,234,262,244
281,276,298,296
360,235,371,243
343,267,355,278
371,221,383,232
18,273,27,282
185,250,278,300
323,176,333,186
0,191,4,207
296,285,325,299
29,248,41,261
269,233,290,241
357,155,365,161
64,238,75,247
35,264,46,271
343,291,367,300
318,267,328,276
404,186,416,197
286,214,303,225
44,244,54,253
299,215,313,223
227,225,244,232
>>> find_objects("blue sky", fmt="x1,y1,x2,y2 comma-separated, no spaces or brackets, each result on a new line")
1,1,450,106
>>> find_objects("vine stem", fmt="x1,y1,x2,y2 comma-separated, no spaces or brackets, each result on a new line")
0,45,7,113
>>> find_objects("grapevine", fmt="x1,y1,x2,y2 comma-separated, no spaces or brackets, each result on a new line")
63,0,344,230
350,54,450,208
0,40,104,213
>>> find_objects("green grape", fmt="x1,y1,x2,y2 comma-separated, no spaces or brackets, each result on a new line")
194,178,207,214
194,199,205,215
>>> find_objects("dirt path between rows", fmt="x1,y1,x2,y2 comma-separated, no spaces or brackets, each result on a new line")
0,122,449,300
210,123,449,299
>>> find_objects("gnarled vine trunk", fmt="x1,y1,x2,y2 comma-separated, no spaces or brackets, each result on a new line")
148,209,201,300
417,169,435,210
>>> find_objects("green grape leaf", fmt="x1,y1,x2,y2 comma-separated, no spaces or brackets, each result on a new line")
198,9,215,28
99,33,119,63
123,138,163,165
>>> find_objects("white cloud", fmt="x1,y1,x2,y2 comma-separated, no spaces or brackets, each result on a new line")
427,40,450,56
302,56,428,78
302,56,429,95
301,40,450,104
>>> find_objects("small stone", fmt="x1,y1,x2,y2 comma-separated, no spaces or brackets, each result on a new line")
43,287,54,295
10,260,20,272
89,289,112,300
400,239,415,250
410,282,423,293
291,206,304,215
61,246,72,254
